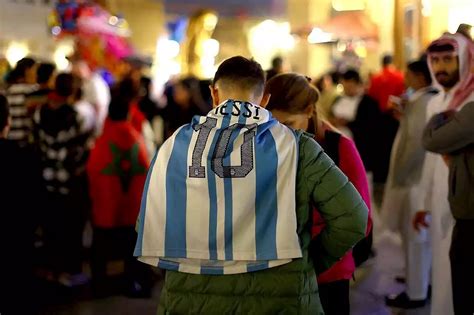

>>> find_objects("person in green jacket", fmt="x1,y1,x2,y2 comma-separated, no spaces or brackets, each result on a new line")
135,56,368,314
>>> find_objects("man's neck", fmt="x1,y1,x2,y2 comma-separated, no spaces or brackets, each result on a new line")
219,94,259,105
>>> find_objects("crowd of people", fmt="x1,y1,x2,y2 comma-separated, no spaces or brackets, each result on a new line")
0,28,473,315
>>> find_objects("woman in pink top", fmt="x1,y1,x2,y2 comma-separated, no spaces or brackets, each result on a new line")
266,73,372,315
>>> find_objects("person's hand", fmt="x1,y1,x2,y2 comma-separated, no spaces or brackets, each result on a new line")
413,211,430,232
391,106,403,121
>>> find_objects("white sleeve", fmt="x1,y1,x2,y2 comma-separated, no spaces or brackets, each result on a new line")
411,151,436,212
142,120,157,160
410,96,443,212
75,100,97,134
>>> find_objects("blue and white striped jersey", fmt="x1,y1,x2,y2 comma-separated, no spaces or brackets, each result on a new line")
134,99,301,274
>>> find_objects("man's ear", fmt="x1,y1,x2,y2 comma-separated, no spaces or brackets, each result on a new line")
209,85,220,107
260,93,271,108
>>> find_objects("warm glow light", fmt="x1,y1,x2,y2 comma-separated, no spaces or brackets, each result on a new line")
337,42,347,52
202,39,220,57
109,16,119,25
332,0,365,11
6,42,29,67
200,39,219,79
153,36,183,90
157,38,180,59
354,46,367,58
203,13,218,31
248,19,295,69
53,42,74,71
421,0,432,17
307,28,333,44
52,26,62,36
447,1,474,33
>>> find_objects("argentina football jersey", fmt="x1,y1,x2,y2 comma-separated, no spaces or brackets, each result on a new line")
134,99,302,275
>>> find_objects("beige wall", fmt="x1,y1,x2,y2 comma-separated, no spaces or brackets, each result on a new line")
287,0,332,77
287,0,397,77
105,0,165,57
213,17,251,65
365,0,396,72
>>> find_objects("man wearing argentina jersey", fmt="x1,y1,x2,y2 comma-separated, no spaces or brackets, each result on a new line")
135,56,368,314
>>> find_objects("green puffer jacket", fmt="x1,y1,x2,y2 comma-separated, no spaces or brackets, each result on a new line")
157,132,368,315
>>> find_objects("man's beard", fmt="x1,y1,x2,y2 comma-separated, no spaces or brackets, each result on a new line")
435,71,460,88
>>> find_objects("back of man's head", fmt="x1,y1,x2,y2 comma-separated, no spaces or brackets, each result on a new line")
37,63,56,85
0,94,10,134
271,56,283,70
382,54,393,67
55,73,75,98
213,56,265,99
342,69,362,84
407,59,432,85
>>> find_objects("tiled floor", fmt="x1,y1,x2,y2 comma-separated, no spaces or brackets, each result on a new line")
350,231,430,315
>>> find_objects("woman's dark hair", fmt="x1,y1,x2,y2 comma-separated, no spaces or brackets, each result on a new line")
265,73,320,115
407,59,432,85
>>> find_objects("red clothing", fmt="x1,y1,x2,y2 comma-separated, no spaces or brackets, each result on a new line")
87,119,149,228
313,134,372,283
368,67,405,112
129,102,147,134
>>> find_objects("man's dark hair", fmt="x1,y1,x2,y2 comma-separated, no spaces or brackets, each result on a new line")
329,71,340,85
407,59,432,85
271,56,283,69
108,98,130,121
55,73,75,97
342,69,362,84
37,63,55,85
7,57,36,83
382,54,393,66
213,56,265,96
0,94,10,131
16,57,36,71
